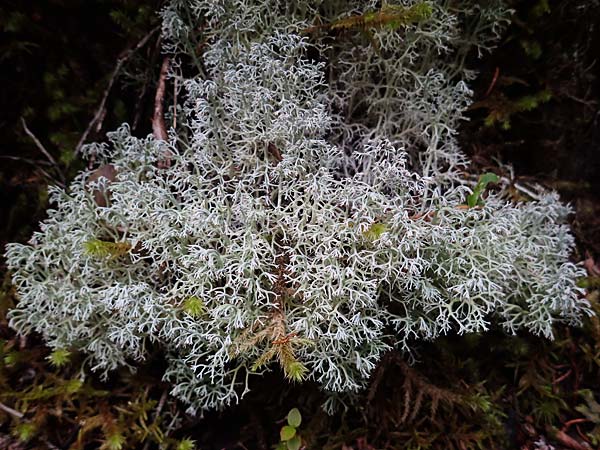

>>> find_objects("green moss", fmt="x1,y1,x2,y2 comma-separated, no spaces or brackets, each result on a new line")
84,239,132,258
177,439,196,450
182,296,205,318
103,431,126,450
47,348,71,368
14,422,36,442
362,222,388,241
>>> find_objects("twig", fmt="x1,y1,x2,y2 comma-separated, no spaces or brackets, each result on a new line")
21,118,65,185
547,425,591,450
141,389,169,450
513,182,543,201
0,155,52,166
484,66,500,97
133,35,162,130
552,369,572,385
154,389,168,420
562,418,592,431
575,425,591,445
173,72,178,130
75,25,160,155
43,440,60,450
154,57,173,168
153,57,170,141
75,59,122,155
21,118,59,167
0,401,24,419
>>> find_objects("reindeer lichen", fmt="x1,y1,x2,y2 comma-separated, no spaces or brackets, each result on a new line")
5,0,591,414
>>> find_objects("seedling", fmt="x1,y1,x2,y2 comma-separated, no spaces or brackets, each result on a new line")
467,172,500,207
276,408,303,450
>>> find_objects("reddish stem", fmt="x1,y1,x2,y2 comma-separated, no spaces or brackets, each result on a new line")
484,67,500,97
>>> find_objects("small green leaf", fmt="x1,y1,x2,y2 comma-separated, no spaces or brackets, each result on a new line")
287,408,302,428
466,193,478,208
280,425,296,441
183,296,205,318
478,173,500,185
467,172,499,207
287,435,302,450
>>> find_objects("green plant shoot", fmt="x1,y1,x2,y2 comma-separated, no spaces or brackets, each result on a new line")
467,173,500,208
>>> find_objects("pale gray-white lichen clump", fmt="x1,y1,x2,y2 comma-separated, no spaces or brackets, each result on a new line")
5,0,592,414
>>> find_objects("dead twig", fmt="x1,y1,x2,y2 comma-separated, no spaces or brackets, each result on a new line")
173,65,178,131
547,425,591,450
484,67,500,97
0,155,52,167
75,25,160,155
141,389,169,450
153,57,170,142
0,401,24,419
575,425,591,445
552,369,572,385
154,57,173,168
0,155,57,185
21,118,59,168
42,440,60,450
21,118,65,185
133,35,162,130
562,418,592,432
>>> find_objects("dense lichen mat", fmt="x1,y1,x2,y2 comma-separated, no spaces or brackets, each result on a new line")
3,0,594,425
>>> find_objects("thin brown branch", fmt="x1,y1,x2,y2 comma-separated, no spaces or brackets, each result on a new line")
552,368,572,385
562,418,592,431
154,57,172,169
133,35,162,130
75,25,160,155
153,57,170,141
484,66,500,97
173,70,178,130
575,425,591,445
21,118,59,168
547,425,592,450
140,386,169,450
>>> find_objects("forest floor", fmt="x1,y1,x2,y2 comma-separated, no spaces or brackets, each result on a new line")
1,1,599,449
